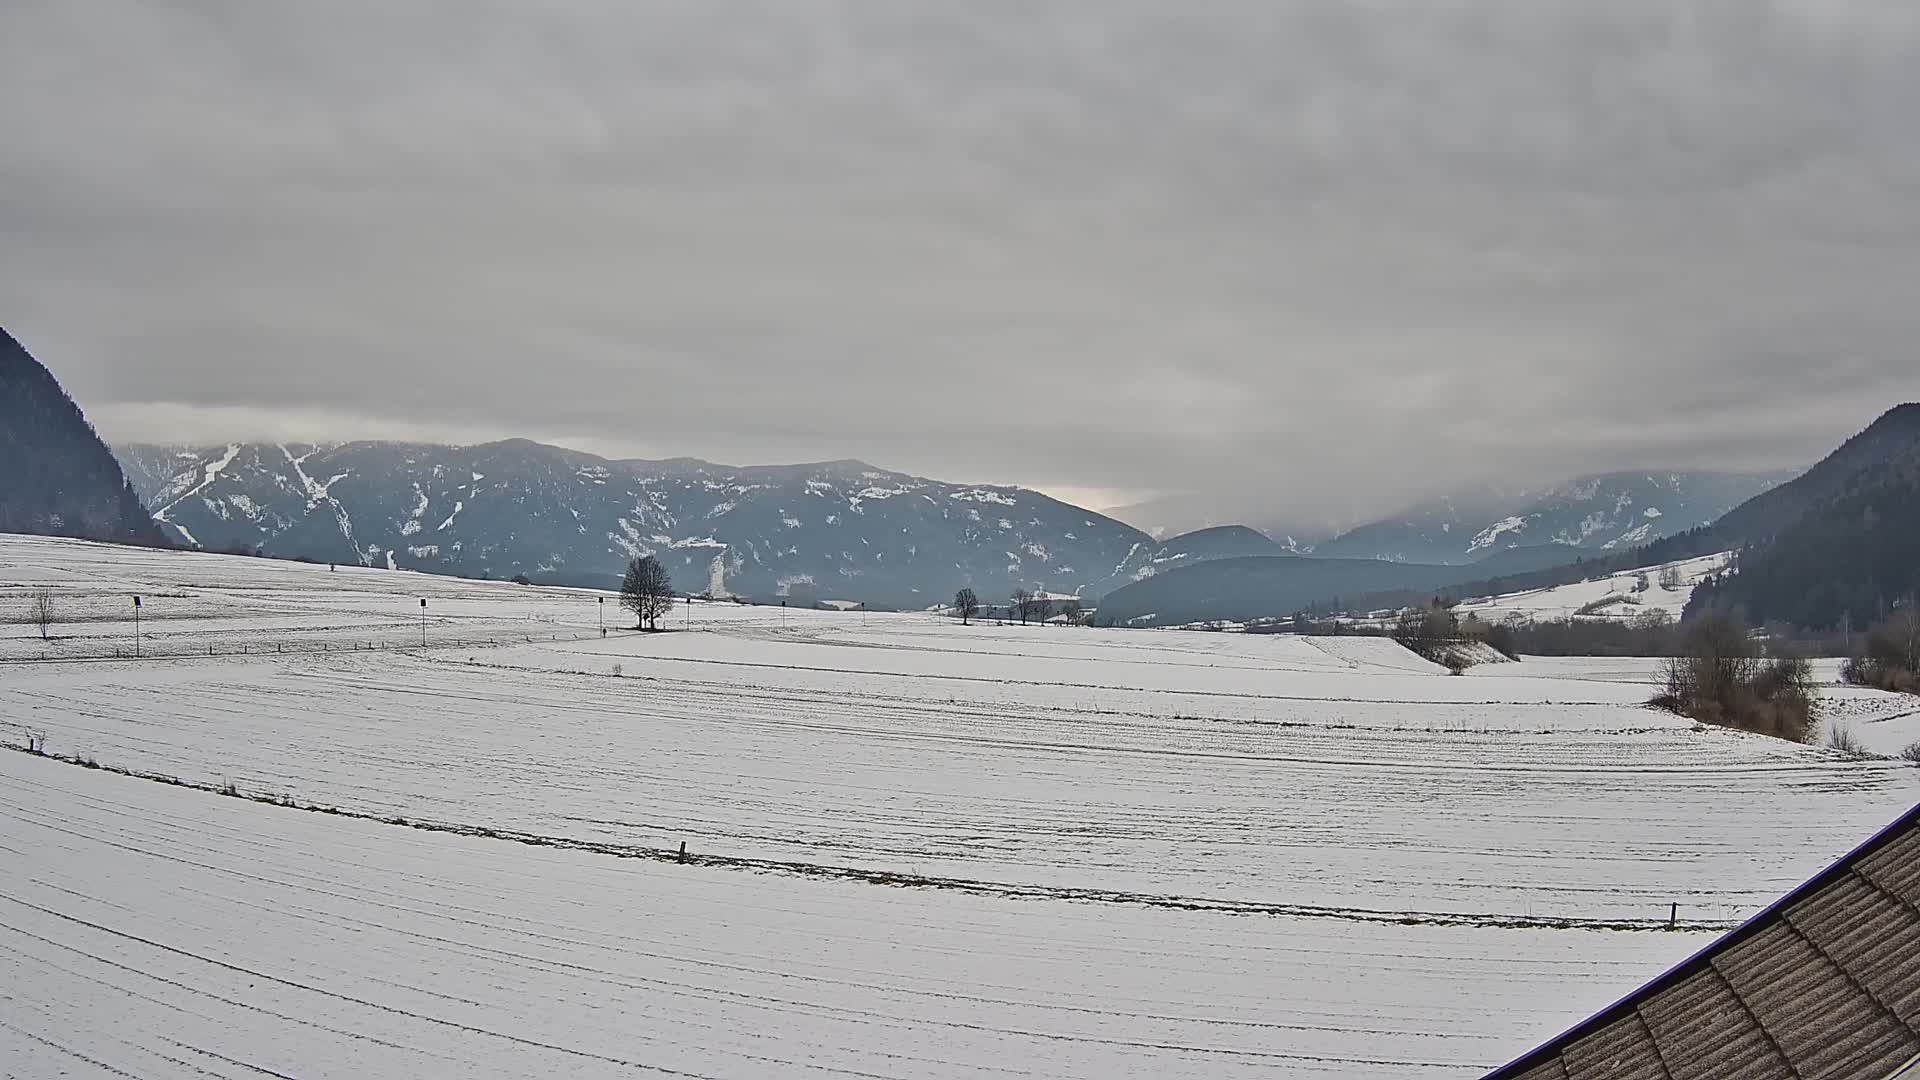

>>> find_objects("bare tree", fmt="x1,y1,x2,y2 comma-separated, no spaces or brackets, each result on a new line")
1011,588,1034,625
1392,599,1458,662
1843,596,1920,694
953,588,980,625
1891,599,1920,673
1657,564,1684,591
621,556,675,630
29,587,54,641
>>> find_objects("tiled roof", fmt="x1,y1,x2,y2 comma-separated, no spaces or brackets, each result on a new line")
1485,803,1920,1080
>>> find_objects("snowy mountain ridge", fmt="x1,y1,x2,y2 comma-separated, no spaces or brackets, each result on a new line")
1314,470,1791,565
117,440,1152,606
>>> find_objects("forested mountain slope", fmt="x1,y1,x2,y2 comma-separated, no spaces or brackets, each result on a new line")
0,329,167,546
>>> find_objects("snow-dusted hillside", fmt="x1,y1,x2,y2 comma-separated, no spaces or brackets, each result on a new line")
1316,471,1789,564
116,441,1150,606
1455,552,1731,624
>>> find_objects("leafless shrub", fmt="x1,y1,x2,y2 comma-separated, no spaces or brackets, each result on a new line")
1841,603,1920,695
1826,725,1868,757
1900,741,1920,765
1651,613,1819,743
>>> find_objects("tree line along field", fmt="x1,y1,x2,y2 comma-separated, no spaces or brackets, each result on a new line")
3,532,1919,1077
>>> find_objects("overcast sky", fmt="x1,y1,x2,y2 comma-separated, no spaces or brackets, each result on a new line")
7,2,1920,525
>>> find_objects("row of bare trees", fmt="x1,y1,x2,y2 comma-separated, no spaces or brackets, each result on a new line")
951,587,1082,626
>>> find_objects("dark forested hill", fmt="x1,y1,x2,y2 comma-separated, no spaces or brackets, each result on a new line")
1092,555,1469,626
0,329,167,545
1687,405,1920,629
1700,403,1920,552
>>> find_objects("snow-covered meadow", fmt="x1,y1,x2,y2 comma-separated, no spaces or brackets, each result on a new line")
3,534,1917,1077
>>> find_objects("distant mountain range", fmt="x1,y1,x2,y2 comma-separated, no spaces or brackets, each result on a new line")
1088,470,1794,624
116,440,1154,607
1102,493,1335,551
1,329,166,546
1108,471,1788,568
1091,539,1613,627
1310,471,1792,564
111,435,1829,620
1098,406,1920,630
8,321,1894,630
1076,525,1292,599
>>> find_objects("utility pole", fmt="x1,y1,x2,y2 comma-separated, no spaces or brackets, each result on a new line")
419,598,427,647
685,593,691,630
132,595,142,658
598,596,605,636
781,599,787,630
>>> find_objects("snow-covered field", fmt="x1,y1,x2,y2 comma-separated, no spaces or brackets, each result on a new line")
4,534,1917,1077
1,750,1704,1079
1497,654,1920,760
0,534,626,660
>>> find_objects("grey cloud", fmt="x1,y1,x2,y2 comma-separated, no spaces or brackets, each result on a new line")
6,0,1920,524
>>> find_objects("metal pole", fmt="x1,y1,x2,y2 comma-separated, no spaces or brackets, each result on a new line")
133,595,141,658
420,598,427,647
598,596,604,635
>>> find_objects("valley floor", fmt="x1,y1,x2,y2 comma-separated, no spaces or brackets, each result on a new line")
3,534,1917,1077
